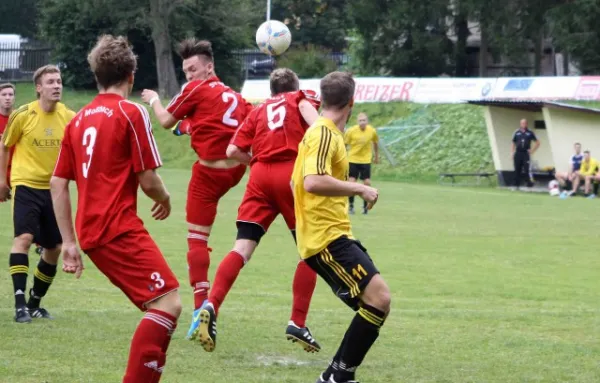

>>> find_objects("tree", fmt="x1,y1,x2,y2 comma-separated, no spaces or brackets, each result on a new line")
0,0,39,38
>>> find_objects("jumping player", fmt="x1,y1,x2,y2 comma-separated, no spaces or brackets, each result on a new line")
292,71,391,383
51,35,181,382
141,38,252,338
196,68,321,353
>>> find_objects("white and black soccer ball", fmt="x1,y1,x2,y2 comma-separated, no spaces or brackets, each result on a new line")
548,180,560,196
256,20,292,56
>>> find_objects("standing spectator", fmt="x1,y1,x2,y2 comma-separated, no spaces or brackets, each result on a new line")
511,118,540,190
345,112,379,214
556,142,583,197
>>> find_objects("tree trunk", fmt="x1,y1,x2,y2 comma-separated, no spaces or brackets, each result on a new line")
533,27,543,75
479,23,488,77
454,12,469,77
148,0,180,98
562,50,569,76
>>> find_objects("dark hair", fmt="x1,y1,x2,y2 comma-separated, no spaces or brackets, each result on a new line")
178,38,214,62
270,68,299,95
584,150,590,154
575,142,581,146
88,35,137,89
0,83,15,93
320,71,355,110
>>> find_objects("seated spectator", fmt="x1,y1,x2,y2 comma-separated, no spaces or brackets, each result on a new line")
556,142,583,194
562,150,598,198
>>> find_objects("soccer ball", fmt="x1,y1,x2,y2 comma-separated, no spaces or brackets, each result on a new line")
548,180,560,196
256,20,292,56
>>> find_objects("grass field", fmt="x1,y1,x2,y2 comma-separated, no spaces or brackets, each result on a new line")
1,168,599,382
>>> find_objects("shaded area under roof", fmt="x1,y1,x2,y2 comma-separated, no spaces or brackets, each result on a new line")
468,100,600,116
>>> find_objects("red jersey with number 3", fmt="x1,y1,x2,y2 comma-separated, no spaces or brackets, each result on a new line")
54,94,162,251
231,90,320,165
166,75,252,161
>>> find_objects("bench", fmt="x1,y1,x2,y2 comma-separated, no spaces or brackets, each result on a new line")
438,172,495,186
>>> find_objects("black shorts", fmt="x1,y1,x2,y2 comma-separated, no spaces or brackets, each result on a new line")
305,236,379,310
13,185,62,249
349,163,371,180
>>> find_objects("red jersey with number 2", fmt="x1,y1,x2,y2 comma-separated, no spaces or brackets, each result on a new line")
231,90,320,165
53,94,163,250
166,76,252,161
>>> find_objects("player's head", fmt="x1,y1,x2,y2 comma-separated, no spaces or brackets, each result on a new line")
320,71,355,122
178,38,214,82
88,34,137,94
0,83,15,112
584,150,591,161
357,112,368,129
269,68,299,96
574,142,582,154
33,65,62,102
520,118,528,129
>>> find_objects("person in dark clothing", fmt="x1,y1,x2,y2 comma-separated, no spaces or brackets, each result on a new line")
511,119,540,189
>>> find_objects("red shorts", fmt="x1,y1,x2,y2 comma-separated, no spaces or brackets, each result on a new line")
237,161,295,232
86,228,179,311
186,161,246,227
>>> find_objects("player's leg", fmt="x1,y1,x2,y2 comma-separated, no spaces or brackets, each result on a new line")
275,171,320,352
87,230,181,383
306,237,390,383
27,190,63,318
348,163,359,214
361,164,372,214
9,186,39,323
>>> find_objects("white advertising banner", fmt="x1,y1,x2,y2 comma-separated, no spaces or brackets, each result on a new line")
414,78,496,103
486,77,580,100
241,77,418,103
242,76,587,104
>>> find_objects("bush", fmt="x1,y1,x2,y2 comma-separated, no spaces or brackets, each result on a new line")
277,45,338,78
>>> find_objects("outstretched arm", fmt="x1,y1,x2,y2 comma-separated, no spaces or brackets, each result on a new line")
141,90,178,129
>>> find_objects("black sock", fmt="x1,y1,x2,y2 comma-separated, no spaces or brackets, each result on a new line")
28,257,57,309
363,199,368,210
322,327,352,380
9,253,29,308
349,196,354,207
335,304,386,382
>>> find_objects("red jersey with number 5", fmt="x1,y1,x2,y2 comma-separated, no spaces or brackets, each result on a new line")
231,90,320,165
53,94,162,251
166,75,252,161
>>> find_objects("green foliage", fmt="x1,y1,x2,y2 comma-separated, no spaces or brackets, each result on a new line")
0,0,39,38
278,45,338,78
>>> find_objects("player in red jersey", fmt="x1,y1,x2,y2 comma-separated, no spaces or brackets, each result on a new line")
141,38,252,339
196,68,322,353
51,35,181,383
0,83,15,187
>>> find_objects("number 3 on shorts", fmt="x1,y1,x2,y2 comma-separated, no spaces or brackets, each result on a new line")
151,272,165,289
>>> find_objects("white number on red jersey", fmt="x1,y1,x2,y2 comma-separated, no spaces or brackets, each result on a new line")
82,127,98,178
267,99,286,130
222,92,239,127
151,272,165,289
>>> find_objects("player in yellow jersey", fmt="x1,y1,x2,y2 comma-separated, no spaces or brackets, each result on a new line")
344,112,379,215
291,71,391,383
0,65,75,323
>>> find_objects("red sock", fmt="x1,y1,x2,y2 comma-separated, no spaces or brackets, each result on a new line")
123,309,177,383
290,260,317,328
187,230,211,309
208,250,246,314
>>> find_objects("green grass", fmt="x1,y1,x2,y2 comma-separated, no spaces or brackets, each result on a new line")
1,169,599,382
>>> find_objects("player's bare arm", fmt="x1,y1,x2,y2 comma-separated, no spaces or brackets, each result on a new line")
226,144,251,165
298,99,319,126
0,141,9,201
304,174,378,207
141,89,178,129
138,169,172,220
50,176,84,278
373,141,380,164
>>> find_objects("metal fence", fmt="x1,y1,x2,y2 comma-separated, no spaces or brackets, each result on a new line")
232,49,348,80
0,41,52,82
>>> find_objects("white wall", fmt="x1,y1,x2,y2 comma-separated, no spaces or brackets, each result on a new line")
485,106,551,171
543,108,600,173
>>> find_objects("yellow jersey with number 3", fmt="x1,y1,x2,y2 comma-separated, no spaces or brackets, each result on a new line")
344,124,378,164
291,116,354,259
2,101,75,189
